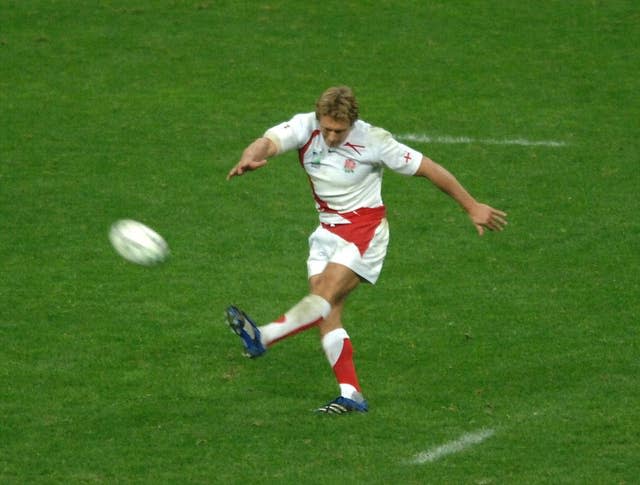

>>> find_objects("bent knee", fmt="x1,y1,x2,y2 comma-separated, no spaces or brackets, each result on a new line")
310,271,360,305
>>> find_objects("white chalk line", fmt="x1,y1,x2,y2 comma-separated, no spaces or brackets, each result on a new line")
408,428,496,465
398,133,567,147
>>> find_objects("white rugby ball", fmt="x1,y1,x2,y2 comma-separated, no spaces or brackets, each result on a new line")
109,219,169,266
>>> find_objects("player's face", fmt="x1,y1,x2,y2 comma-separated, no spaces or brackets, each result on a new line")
319,116,352,148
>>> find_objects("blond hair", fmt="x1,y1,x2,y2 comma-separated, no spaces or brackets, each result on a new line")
315,86,359,125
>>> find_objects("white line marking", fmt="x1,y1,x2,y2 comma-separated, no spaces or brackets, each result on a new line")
398,133,567,147
409,428,495,465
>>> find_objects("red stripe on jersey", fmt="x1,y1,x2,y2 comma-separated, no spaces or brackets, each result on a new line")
321,206,386,256
298,129,320,163
344,142,365,155
298,129,337,213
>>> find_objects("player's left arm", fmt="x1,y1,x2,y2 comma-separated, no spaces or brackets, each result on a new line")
414,156,508,236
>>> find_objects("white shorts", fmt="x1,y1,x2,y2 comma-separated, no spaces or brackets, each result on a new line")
306,219,389,284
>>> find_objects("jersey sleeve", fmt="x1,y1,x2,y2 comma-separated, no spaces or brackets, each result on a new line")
263,112,316,155
372,127,423,176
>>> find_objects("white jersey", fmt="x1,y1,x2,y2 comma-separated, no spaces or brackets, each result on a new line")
264,112,422,225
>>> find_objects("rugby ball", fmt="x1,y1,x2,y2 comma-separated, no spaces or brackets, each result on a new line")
109,219,169,266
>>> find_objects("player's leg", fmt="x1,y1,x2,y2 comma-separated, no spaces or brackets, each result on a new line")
311,219,390,414
225,221,385,367
311,265,368,413
319,299,364,400
225,293,330,358
258,262,360,346
225,262,360,356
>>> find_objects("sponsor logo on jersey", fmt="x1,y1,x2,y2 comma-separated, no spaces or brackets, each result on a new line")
310,151,321,168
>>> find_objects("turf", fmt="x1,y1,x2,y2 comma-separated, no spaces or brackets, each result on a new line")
1,1,639,483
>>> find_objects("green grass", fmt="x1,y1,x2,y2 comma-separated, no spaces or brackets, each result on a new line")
1,0,639,483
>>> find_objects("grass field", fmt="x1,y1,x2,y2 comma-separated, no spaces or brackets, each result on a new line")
1,1,639,483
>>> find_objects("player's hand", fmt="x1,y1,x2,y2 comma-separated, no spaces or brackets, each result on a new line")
226,159,268,180
468,203,508,236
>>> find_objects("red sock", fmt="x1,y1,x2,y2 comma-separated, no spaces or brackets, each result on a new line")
333,338,361,392
322,328,361,398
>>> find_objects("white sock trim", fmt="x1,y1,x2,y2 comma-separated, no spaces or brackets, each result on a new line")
259,294,332,346
339,384,359,400
304,294,331,319
321,328,349,367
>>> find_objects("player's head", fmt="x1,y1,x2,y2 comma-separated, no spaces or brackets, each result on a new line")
315,86,359,125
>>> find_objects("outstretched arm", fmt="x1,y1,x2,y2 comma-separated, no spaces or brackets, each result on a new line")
226,137,279,180
414,156,508,236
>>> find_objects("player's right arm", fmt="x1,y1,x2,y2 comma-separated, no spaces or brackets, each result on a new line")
226,137,278,180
